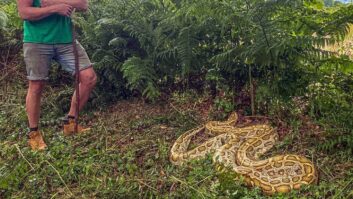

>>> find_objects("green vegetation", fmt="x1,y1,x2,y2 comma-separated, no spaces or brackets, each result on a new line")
1,0,352,198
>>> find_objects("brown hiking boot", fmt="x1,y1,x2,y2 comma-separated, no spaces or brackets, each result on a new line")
63,119,91,136
28,131,47,151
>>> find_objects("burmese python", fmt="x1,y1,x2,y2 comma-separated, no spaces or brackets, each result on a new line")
170,113,317,195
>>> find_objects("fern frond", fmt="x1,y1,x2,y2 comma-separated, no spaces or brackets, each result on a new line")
109,37,128,48
0,10,7,30
210,48,239,67
177,25,198,77
121,57,160,100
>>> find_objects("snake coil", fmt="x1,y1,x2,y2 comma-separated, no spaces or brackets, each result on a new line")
170,112,318,195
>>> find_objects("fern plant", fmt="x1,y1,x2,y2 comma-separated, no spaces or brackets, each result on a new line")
121,57,160,100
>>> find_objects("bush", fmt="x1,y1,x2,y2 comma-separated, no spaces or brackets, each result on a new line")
0,0,22,71
78,0,353,102
307,72,353,153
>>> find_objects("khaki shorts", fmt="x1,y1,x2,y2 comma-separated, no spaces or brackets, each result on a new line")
23,40,92,81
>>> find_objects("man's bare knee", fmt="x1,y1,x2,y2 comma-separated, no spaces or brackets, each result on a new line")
81,70,97,88
29,81,45,95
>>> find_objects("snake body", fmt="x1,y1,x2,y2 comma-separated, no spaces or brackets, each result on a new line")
170,113,317,195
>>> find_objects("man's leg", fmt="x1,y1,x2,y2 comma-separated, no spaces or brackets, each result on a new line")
63,67,96,135
23,42,54,150
26,80,48,150
55,41,96,135
26,80,46,128
68,67,97,116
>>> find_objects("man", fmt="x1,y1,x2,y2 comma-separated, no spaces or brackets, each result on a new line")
17,0,97,150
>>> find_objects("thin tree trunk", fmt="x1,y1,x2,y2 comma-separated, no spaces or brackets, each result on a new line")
249,64,255,116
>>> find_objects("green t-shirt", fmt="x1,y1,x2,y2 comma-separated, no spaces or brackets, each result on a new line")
23,0,73,44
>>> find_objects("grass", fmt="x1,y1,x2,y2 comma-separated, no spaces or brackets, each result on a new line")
0,67,352,199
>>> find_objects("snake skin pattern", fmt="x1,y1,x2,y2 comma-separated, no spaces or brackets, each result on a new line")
170,113,317,195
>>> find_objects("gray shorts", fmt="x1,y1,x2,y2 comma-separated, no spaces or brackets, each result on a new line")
23,41,92,81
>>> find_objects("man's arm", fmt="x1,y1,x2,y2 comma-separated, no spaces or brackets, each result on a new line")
41,0,88,12
17,0,74,21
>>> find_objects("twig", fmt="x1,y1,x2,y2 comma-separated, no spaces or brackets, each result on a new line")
50,191,59,199
317,165,334,181
244,115,270,119
196,175,213,185
248,64,255,116
169,103,199,125
170,175,206,199
134,144,158,153
102,122,109,151
45,160,74,197
14,144,34,170
123,178,157,183
136,179,159,192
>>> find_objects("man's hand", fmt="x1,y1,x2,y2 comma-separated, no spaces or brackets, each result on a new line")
53,4,74,17
41,0,88,11
17,0,73,21
41,0,55,7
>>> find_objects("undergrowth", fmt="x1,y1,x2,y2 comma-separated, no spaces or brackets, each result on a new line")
1,71,352,199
